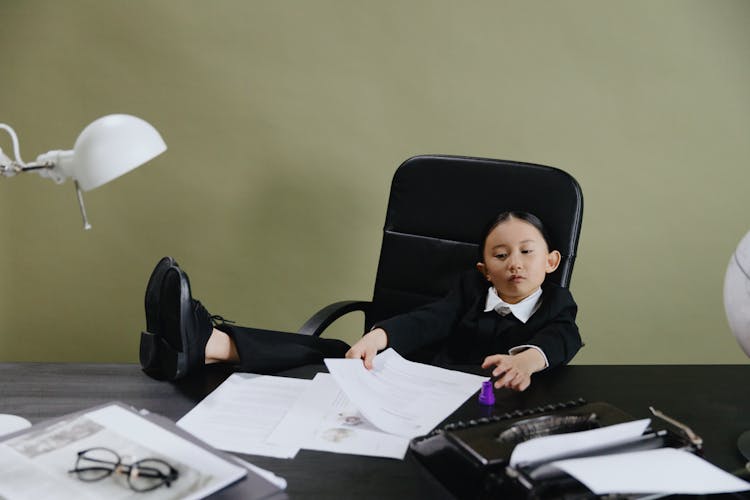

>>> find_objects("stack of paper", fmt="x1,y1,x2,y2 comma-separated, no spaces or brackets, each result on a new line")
177,349,486,459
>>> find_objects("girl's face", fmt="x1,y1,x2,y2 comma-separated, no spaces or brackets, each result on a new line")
476,218,561,304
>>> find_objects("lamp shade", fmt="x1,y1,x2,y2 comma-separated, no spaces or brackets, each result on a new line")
723,230,750,357
69,114,166,191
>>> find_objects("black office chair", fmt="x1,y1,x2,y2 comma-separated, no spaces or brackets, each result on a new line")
298,155,583,342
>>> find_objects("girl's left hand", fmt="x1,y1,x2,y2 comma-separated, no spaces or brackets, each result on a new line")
481,349,545,392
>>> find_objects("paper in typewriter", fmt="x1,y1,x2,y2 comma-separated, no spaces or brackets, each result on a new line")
508,418,750,495
553,447,750,495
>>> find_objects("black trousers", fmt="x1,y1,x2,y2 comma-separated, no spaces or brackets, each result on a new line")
217,324,351,373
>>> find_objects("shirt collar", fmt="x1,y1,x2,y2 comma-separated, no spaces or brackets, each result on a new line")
483,286,542,323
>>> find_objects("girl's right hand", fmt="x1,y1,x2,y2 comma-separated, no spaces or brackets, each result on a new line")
345,328,388,369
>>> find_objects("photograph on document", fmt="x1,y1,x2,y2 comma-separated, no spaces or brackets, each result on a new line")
267,373,411,459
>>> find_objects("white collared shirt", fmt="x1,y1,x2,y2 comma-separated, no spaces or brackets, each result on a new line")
483,286,542,323
483,286,549,368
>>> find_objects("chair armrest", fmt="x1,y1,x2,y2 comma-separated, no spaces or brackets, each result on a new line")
298,300,372,337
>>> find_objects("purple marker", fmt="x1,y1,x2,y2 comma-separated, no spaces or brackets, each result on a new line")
478,380,495,406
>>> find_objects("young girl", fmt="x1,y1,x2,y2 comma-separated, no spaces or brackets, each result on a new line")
139,211,582,392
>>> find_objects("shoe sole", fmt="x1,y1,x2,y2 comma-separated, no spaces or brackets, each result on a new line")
157,265,193,380
174,266,193,379
141,257,182,379
144,256,177,335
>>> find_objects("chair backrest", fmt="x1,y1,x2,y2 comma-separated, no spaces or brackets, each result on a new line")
366,155,583,329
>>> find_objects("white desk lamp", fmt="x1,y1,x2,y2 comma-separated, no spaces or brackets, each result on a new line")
723,230,750,465
0,114,166,229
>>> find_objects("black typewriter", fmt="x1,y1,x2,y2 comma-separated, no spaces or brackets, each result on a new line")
409,399,703,499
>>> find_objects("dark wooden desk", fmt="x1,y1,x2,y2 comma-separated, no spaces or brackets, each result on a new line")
1,363,749,499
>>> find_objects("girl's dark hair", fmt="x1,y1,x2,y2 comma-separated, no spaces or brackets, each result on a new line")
478,211,553,262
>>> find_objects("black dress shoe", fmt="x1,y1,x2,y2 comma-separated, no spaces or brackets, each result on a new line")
140,257,177,378
144,256,177,337
141,265,213,380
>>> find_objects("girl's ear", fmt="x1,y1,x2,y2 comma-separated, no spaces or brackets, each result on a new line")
476,262,489,280
545,250,562,273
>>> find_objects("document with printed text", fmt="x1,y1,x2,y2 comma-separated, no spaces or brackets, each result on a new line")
177,373,305,459
325,349,486,438
176,350,485,459
267,373,411,459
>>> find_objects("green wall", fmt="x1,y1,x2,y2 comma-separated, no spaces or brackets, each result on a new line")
1,1,749,364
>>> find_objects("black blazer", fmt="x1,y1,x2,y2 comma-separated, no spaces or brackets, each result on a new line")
375,270,582,368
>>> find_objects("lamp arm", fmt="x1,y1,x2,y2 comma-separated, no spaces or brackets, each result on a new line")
0,124,65,182
13,162,54,172
1,157,62,180
0,123,26,167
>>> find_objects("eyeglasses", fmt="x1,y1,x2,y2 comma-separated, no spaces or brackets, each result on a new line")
68,447,179,492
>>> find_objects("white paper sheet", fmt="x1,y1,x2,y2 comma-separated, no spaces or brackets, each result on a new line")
510,418,652,466
0,414,31,437
177,373,306,458
325,349,486,438
268,373,410,459
552,447,750,495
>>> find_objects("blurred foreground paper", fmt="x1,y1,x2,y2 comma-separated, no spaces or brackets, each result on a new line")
0,403,250,500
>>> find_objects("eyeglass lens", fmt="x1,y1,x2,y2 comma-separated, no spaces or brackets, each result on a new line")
73,447,120,481
128,458,177,492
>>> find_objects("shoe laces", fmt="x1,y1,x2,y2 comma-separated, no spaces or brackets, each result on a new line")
192,299,234,328
210,314,235,327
